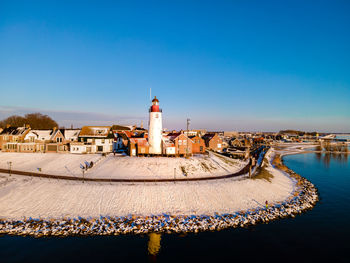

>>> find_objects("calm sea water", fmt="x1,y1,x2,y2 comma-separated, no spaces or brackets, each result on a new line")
1,152,349,263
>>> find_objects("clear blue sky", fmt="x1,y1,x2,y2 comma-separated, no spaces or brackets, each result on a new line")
1,0,349,132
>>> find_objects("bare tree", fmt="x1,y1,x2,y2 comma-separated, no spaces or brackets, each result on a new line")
0,113,58,129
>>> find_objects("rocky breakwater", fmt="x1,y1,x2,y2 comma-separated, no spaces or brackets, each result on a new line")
0,156,318,237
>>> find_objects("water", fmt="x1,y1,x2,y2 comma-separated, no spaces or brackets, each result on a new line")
335,134,350,141
1,152,350,262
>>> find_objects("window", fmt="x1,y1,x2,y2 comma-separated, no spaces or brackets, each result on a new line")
200,146,203,152
183,140,187,145
56,137,62,143
102,139,105,144
178,140,182,145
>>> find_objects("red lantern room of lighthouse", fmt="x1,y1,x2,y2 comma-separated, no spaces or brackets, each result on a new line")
149,96,162,113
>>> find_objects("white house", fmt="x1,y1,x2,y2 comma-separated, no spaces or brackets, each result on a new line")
64,129,81,142
71,126,113,154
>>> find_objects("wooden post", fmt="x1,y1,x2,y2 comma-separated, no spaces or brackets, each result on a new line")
249,157,252,178
7,161,12,177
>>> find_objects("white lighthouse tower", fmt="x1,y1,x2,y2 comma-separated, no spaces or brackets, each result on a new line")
148,96,163,155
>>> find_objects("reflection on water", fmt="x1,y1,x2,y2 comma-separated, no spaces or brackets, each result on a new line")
148,233,161,262
314,143,349,168
315,151,348,168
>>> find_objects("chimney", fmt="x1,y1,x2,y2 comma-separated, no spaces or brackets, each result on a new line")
71,124,73,129
141,120,143,129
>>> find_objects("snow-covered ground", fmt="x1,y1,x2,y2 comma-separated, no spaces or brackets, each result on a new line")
274,142,318,156
0,149,294,220
0,152,102,177
0,152,247,179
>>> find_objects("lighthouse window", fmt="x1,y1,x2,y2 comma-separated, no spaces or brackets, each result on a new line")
155,114,159,118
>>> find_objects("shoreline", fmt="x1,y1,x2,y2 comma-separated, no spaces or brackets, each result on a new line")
0,149,319,237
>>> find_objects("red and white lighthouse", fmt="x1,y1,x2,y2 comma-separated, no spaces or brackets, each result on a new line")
148,96,163,154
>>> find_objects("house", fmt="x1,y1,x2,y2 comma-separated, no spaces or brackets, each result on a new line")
128,138,149,156
0,125,31,152
113,132,129,152
162,136,176,156
45,129,67,153
167,132,193,156
202,133,223,152
69,142,88,154
229,138,243,148
21,128,67,153
18,128,79,153
71,126,113,154
188,135,206,154
63,129,80,143
20,129,50,152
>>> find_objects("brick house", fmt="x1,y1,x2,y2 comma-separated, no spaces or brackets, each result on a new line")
202,133,223,152
189,135,206,154
0,125,31,152
45,129,67,153
18,128,78,153
167,132,193,156
128,138,149,156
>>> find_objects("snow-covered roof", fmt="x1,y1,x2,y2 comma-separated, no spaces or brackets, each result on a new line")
79,126,111,137
26,130,53,141
1,126,30,136
63,129,81,140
